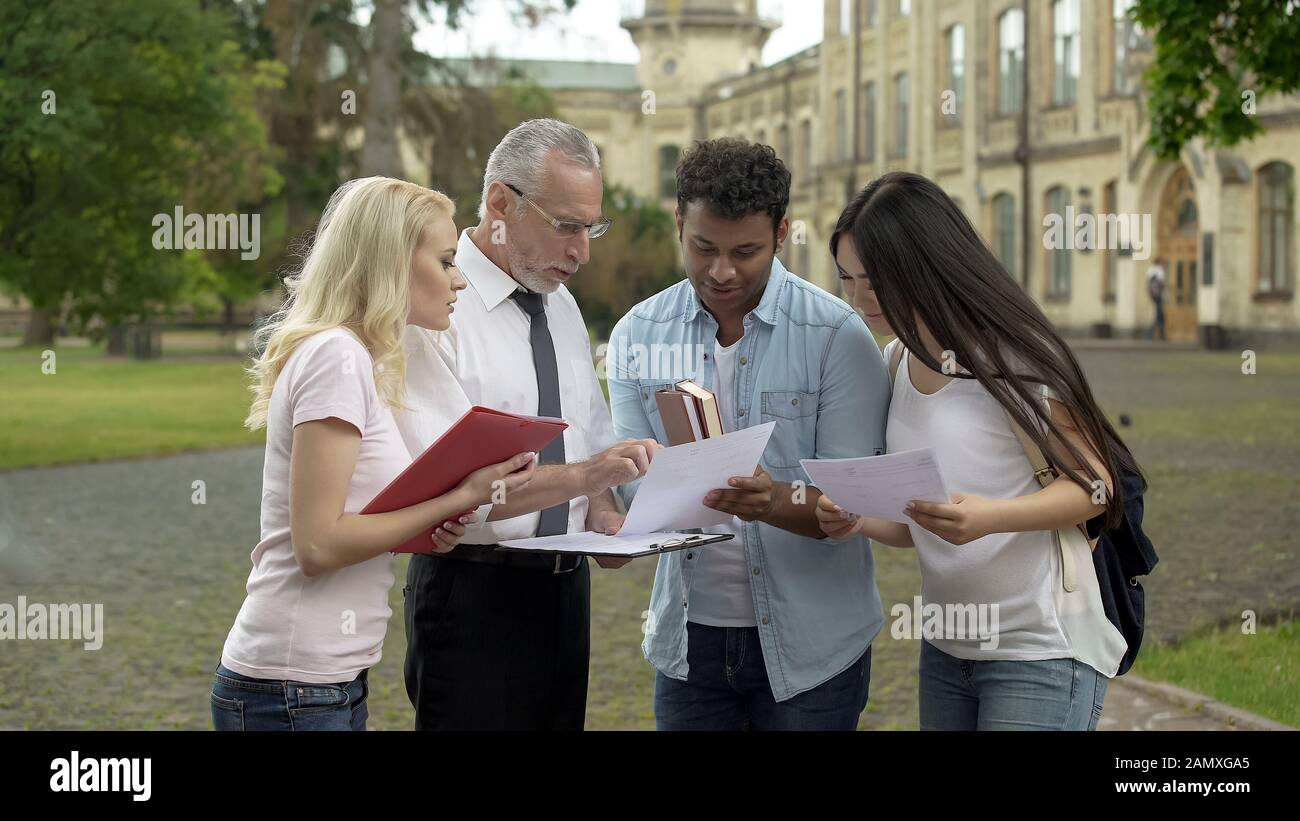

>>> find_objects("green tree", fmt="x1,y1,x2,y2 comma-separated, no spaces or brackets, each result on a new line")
226,0,578,304
1133,0,1300,158
567,183,681,340
423,76,559,226
360,0,574,177
0,0,282,345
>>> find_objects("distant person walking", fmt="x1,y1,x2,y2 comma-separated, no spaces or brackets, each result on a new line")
1147,263,1167,341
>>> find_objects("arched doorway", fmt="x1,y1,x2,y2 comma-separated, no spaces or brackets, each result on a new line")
1156,167,1199,342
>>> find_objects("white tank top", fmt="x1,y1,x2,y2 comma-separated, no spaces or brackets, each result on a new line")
884,339,1121,672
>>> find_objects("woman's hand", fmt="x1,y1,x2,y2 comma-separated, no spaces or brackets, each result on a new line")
905,493,1004,546
430,510,478,553
456,451,537,507
816,494,863,540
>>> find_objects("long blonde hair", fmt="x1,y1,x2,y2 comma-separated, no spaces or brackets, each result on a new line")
245,177,455,431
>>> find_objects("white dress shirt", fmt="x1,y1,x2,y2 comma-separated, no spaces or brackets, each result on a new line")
396,228,617,544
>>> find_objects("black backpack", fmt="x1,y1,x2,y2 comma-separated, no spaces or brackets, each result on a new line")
1087,467,1158,674
1147,275,1164,302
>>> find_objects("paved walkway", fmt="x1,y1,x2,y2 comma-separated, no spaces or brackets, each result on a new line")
1100,675,1293,731
1,446,1291,731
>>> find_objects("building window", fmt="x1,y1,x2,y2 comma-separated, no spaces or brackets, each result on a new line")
993,192,1016,280
945,24,965,124
840,0,852,36
1045,186,1072,297
835,88,848,161
1053,0,1080,105
756,129,766,147
658,144,680,200
896,0,910,17
800,119,812,179
998,9,1024,115
778,124,791,163
1102,180,1117,301
1258,162,1296,295
893,72,908,156
866,0,878,27
1107,0,1149,93
861,81,876,161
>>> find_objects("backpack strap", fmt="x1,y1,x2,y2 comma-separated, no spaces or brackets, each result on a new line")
1007,409,1059,491
887,341,905,390
1003,389,1104,553
1001,389,1086,593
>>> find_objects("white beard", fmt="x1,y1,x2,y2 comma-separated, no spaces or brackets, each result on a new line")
507,247,565,294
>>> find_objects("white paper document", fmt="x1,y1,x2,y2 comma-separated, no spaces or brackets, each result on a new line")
800,448,950,525
618,422,777,534
497,531,732,556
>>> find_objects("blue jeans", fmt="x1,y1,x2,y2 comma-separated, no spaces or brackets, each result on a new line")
654,622,871,731
918,640,1108,731
210,663,370,731
1151,298,1166,340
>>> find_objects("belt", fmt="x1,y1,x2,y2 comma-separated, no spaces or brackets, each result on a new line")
426,543,584,574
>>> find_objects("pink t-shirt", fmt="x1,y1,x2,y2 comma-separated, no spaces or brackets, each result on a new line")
221,328,412,683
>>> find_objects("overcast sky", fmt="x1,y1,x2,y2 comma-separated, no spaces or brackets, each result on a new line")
411,0,824,66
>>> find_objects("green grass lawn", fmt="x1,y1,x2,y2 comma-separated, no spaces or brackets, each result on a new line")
0,345,262,469
1073,349,1300,728
1132,619,1299,727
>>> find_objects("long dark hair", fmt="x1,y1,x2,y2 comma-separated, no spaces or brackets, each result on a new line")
830,172,1142,528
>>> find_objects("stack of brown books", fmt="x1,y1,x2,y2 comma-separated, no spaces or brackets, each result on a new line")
654,380,724,446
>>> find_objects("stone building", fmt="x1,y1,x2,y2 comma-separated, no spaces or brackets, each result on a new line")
421,0,1299,347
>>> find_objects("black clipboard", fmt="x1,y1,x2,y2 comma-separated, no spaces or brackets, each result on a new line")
495,533,734,559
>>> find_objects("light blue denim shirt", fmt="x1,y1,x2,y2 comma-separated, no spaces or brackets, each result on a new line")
608,258,891,701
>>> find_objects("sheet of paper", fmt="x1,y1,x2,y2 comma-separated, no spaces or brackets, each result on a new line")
620,422,776,534
800,448,950,525
498,531,731,556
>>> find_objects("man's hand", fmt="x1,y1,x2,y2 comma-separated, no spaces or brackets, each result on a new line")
703,465,776,522
588,508,625,536
579,439,661,495
587,509,631,569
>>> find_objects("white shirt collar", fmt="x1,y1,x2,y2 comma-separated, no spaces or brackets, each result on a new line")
456,227,525,311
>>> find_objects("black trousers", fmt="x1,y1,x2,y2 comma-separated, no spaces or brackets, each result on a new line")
403,552,591,730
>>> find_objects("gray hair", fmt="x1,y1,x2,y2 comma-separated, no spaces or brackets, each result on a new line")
478,118,601,220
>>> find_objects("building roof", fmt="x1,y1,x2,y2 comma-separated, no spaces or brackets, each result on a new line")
431,57,640,92
700,43,820,99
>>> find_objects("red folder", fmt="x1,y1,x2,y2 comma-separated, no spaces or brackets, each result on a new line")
361,406,568,553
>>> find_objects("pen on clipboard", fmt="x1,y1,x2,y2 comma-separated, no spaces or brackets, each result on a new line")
658,534,711,552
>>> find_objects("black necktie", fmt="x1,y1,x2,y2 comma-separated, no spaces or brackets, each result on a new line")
511,290,569,537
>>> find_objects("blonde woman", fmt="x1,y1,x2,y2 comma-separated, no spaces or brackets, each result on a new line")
211,177,537,731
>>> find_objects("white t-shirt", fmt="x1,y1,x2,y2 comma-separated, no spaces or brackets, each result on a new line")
686,337,757,627
221,328,411,684
883,339,1080,663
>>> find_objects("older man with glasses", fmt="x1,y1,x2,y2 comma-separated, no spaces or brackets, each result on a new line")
395,118,659,730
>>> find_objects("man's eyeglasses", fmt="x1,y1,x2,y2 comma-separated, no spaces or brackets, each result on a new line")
504,183,612,240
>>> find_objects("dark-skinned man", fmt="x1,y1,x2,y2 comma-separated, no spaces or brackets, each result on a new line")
608,138,891,730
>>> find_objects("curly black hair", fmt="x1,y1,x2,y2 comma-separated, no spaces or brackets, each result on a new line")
675,138,791,237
